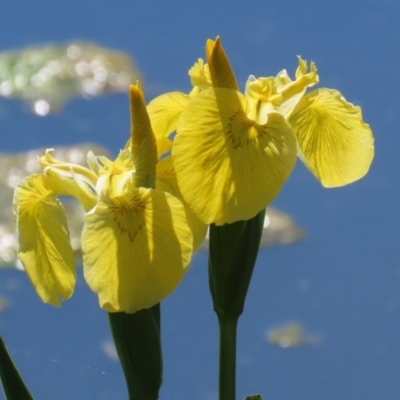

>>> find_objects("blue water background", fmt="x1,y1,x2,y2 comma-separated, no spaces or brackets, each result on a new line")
0,1,399,399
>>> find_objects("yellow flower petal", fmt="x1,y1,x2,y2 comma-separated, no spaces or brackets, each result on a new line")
43,168,97,211
39,149,98,188
189,58,212,89
38,149,98,211
156,156,208,250
206,37,238,90
13,174,75,306
289,88,374,187
174,88,297,225
147,91,190,140
82,185,193,313
156,136,173,158
94,150,135,198
275,57,319,117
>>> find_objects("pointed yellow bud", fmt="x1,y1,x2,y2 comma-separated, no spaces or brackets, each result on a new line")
129,82,158,188
205,37,238,90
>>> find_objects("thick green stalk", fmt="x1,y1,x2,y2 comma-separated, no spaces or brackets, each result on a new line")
208,210,265,316
108,304,162,400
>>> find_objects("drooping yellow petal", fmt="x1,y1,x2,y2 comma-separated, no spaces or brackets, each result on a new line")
206,37,238,90
13,174,75,306
174,88,297,225
156,156,208,250
82,185,193,313
129,83,158,188
289,88,374,187
147,91,191,140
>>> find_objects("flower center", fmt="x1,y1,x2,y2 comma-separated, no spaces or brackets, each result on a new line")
226,109,269,149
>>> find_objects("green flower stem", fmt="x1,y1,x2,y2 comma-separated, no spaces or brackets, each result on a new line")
108,304,162,400
217,312,239,400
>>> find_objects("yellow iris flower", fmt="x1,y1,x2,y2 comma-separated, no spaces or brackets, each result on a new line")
13,82,194,313
148,37,374,226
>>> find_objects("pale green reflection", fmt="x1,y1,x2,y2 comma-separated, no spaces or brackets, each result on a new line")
267,322,321,348
200,208,305,250
0,41,140,115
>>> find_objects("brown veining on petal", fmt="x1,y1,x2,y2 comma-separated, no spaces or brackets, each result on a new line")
110,193,145,243
226,109,268,149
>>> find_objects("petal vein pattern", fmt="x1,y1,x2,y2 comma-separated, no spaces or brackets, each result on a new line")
289,88,374,187
13,174,75,306
174,88,297,225
147,92,190,141
82,186,193,313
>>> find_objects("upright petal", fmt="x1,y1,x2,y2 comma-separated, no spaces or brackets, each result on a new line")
156,136,173,158
174,88,297,225
289,88,374,187
13,174,75,306
156,156,208,250
82,185,193,313
275,57,319,117
147,92,190,140
94,149,135,197
189,59,212,89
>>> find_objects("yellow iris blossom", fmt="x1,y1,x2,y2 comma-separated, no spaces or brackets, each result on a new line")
148,37,374,225
13,82,194,313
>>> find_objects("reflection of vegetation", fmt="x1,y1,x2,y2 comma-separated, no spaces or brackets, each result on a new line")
200,207,305,250
0,41,140,115
0,297,9,314
267,322,321,348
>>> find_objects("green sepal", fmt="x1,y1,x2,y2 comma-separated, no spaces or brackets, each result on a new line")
208,208,265,317
0,334,34,400
108,305,162,400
